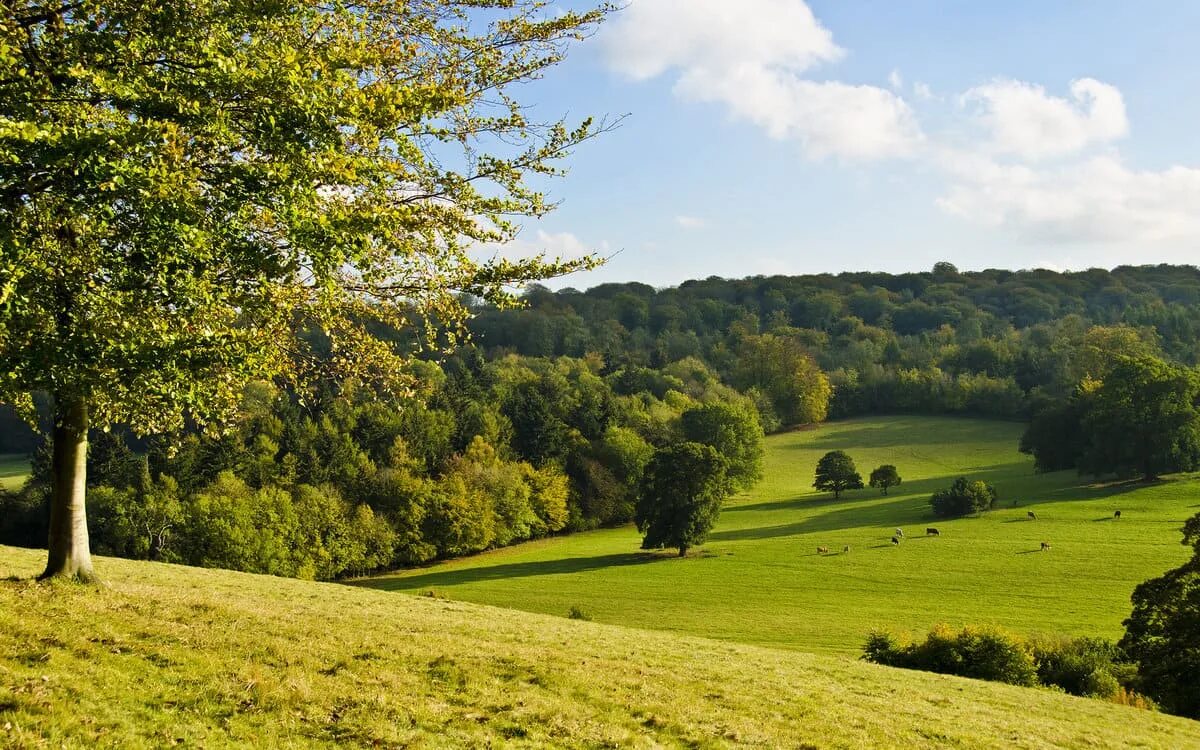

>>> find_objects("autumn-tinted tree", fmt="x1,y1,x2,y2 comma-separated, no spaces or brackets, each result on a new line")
868,465,902,495
0,1,611,579
813,450,863,499
636,442,729,557
1120,512,1200,718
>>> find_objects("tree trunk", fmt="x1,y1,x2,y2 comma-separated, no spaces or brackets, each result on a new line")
678,545,688,558
40,395,95,582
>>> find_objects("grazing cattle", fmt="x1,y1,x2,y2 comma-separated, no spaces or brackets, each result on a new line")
1114,510,1122,519
895,528,905,537
891,536,900,546
843,545,850,553
817,546,829,554
1027,511,1037,521
926,527,940,536
1040,541,1052,551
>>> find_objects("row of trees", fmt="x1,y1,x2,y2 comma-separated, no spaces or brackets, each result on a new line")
470,266,1200,423
0,354,766,577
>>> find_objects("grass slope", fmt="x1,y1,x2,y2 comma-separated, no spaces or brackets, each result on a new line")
361,416,1197,654
0,454,29,491
1,546,1197,748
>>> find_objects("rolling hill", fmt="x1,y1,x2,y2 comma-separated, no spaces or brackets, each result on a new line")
1,545,1197,748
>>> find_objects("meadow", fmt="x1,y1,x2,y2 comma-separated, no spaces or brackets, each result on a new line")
360,416,1198,654
1,544,1198,748
0,453,29,492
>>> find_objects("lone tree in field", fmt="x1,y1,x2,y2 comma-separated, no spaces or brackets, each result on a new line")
868,464,902,495
636,442,729,557
813,450,863,499
0,1,613,580
1120,511,1200,718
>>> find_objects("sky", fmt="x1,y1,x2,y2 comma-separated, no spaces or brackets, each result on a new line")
487,0,1200,290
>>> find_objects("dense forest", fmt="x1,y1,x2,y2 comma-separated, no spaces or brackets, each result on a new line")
4,262,1200,578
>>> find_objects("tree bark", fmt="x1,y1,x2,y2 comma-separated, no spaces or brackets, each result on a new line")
40,395,95,582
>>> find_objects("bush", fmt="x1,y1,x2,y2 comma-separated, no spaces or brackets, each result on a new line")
930,477,997,518
863,625,1038,687
865,626,1146,706
567,605,592,621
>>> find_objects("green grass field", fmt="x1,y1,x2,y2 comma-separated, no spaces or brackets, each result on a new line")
1,545,1197,748
360,416,1198,654
0,453,29,492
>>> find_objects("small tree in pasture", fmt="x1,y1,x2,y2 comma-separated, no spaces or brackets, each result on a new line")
868,465,902,495
636,442,729,557
813,451,863,499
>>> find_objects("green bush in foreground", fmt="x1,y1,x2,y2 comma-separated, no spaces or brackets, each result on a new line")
864,625,1147,707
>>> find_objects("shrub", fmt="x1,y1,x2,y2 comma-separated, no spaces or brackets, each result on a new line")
567,605,592,621
865,627,1149,707
930,477,997,518
862,624,1037,687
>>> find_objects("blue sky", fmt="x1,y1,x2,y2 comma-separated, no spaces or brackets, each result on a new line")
492,1,1200,289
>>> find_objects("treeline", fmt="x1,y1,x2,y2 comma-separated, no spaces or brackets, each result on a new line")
0,355,764,579
470,264,1200,419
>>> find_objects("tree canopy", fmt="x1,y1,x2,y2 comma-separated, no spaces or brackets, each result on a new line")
0,0,612,579
868,465,901,495
635,442,729,557
813,450,863,499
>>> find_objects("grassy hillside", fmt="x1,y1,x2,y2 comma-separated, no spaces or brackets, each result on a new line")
1,546,1197,748
0,454,28,491
361,416,1197,654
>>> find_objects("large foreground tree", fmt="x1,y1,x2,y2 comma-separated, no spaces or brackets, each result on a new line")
0,1,612,580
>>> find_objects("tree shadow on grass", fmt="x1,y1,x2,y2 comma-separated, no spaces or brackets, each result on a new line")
353,552,663,592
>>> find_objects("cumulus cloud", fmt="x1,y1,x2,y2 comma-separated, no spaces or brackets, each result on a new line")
962,77,1129,160
603,0,921,160
888,69,903,90
936,152,1200,244
675,215,706,229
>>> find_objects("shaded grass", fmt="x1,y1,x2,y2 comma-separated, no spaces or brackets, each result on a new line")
0,454,29,492
360,416,1196,654
0,545,1197,748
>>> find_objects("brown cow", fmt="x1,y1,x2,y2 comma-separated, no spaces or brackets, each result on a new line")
1114,510,1122,519
926,527,940,536
1027,511,1037,521
1040,541,1052,551
817,546,829,554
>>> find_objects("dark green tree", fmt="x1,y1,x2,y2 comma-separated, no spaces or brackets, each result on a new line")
636,442,729,557
1078,357,1200,481
868,464,902,495
1120,512,1200,718
813,450,863,499
679,400,764,491
930,477,997,518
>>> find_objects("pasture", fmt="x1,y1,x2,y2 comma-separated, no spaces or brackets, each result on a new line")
1,545,1197,748
0,453,29,491
360,416,1198,654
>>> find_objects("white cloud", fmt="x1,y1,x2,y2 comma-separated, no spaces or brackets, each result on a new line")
888,69,903,90
962,77,1129,160
936,152,1200,244
675,215,706,229
913,82,934,100
603,0,921,160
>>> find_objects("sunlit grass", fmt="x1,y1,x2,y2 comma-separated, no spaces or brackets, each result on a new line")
1,545,1197,748
0,454,29,491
